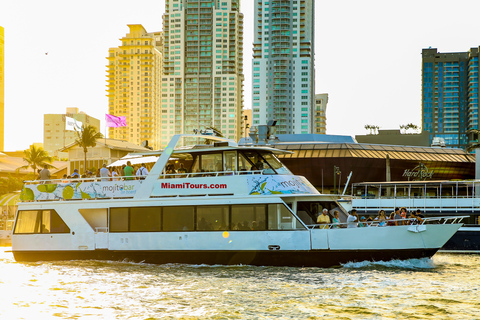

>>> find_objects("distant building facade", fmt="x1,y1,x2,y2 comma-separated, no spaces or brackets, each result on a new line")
314,94,328,134
107,25,163,149
44,108,100,157
0,26,4,151
161,0,245,145
422,47,480,149
252,0,315,134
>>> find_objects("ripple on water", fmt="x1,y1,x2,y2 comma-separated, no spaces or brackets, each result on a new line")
0,251,479,319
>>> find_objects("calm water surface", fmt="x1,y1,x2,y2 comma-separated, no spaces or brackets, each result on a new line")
0,248,478,319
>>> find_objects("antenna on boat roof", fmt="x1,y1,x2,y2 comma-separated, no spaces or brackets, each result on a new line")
249,120,278,145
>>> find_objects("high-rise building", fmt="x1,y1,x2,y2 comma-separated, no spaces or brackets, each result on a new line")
252,0,315,134
422,47,479,149
161,0,244,145
107,25,163,149
44,108,100,158
314,93,327,134
0,26,4,151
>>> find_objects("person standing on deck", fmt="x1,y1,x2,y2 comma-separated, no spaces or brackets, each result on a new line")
317,208,331,229
124,161,134,180
347,209,359,228
100,164,111,180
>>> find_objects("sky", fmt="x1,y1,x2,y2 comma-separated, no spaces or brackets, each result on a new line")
1,0,479,151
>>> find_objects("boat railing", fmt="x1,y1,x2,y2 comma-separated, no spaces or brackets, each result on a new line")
306,215,468,230
23,170,267,185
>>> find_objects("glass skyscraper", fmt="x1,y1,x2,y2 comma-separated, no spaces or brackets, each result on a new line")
252,0,315,134
422,47,479,149
162,0,244,145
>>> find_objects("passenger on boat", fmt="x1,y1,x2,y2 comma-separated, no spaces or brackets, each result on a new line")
387,212,396,226
394,208,403,226
412,210,424,224
136,163,149,180
255,160,264,170
38,165,51,183
71,169,80,179
124,161,134,180
317,208,331,229
376,210,387,226
400,207,408,219
177,163,187,174
111,168,120,181
332,211,340,228
358,216,367,227
100,164,111,181
347,209,358,228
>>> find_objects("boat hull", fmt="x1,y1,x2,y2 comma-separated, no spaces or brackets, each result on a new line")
440,227,480,253
13,248,440,268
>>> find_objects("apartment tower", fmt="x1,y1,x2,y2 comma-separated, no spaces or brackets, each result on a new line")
422,47,479,149
107,25,163,149
0,26,4,151
314,93,327,134
161,0,244,145
252,0,315,134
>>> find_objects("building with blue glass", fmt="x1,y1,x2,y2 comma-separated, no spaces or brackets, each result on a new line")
422,47,479,149
252,0,315,134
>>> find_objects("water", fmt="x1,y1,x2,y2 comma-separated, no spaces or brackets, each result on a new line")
0,248,479,319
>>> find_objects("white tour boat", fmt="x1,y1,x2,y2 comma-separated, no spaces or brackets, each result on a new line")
12,135,465,267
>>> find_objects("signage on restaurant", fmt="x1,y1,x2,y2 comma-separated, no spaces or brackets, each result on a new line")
402,163,434,180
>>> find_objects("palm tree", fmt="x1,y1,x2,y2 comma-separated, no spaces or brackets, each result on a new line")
74,124,104,174
18,145,54,175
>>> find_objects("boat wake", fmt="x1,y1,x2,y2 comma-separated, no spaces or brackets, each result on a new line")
341,257,436,270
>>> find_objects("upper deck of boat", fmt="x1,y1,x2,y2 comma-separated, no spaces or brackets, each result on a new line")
20,134,324,203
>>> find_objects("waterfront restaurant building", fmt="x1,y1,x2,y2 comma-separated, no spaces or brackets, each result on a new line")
241,134,476,194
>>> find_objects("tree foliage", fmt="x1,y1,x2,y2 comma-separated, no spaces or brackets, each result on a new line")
18,145,54,174
74,124,104,174
364,124,379,135
400,123,420,134
0,175,24,195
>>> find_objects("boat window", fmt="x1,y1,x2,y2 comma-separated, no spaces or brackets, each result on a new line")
201,153,223,173
14,210,70,234
238,152,253,172
268,204,304,230
163,206,195,231
231,205,266,230
79,209,108,230
14,210,40,234
190,155,200,175
223,151,237,172
259,152,292,175
130,207,162,232
241,151,264,171
197,206,229,231
110,208,129,232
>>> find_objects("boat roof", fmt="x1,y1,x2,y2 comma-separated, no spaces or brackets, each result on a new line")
125,145,293,158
